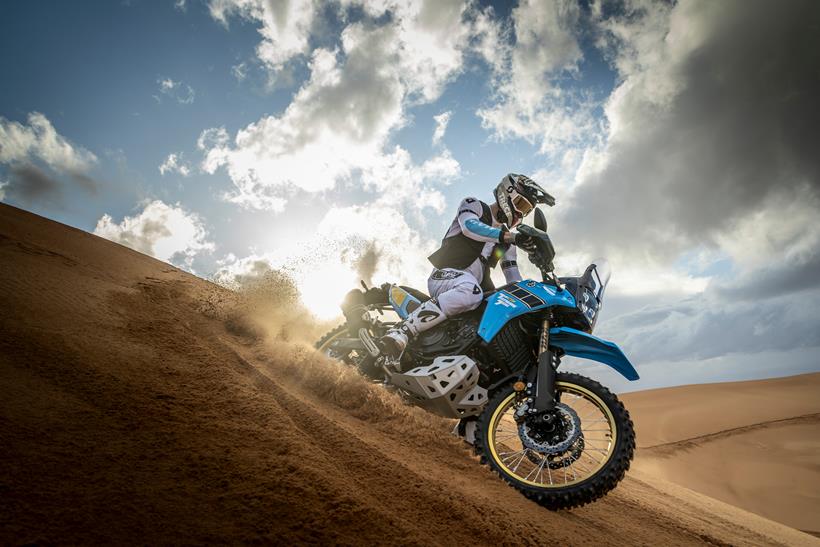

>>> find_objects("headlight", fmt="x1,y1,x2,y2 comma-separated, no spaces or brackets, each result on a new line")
578,288,600,327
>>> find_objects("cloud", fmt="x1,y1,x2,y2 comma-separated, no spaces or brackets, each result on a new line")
155,77,195,104
432,111,451,146
199,2,469,211
94,200,214,266
174,0,186,12
601,289,820,366
544,0,820,389
589,281,820,391
344,0,473,102
0,112,97,173
159,152,191,177
359,146,460,214
3,164,62,207
208,0,317,74
198,34,404,207
231,61,248,82
475,0,598,157
0,111,99,208
560,0,820,264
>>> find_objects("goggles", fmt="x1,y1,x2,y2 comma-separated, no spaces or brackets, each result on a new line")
511,193,534,216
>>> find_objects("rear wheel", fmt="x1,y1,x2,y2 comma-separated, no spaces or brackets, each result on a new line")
474,372,635,509
315,323,382,379
315,324,349,354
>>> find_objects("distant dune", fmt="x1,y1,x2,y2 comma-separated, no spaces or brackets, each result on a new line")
1,202,817,546
624,374,820,534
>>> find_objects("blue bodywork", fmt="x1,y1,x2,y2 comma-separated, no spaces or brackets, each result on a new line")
477,280,576,341
548,327,639,381
477,280,639,381
386,278,639,381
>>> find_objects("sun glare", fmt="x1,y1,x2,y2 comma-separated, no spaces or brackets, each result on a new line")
297,263,358,320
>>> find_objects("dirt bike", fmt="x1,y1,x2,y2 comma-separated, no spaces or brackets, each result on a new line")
316,209,638,509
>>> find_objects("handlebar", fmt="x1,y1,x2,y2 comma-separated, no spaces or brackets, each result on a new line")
516,224,559,286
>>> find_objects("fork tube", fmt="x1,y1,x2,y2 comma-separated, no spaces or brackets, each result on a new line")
539,319,550,354
533,319,556,412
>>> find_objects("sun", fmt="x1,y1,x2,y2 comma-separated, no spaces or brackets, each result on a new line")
297,263,358,321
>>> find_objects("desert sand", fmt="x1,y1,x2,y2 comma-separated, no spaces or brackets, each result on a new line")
624,374,820,534
1,202,818,545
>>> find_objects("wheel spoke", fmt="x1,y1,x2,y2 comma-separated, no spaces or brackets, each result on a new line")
525,456,547,481
489,382,622,491
511,450,529,473
494,433,520,443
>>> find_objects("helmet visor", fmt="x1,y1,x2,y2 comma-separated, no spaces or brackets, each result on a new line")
511,193,534,216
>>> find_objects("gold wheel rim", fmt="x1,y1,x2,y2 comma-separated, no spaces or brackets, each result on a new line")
318,328,369,369
317,329,346,354
488,381,617,488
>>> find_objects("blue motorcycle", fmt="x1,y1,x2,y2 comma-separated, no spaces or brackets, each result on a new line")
316,209,638,509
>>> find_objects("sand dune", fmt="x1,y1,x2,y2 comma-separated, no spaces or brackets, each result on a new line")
1,202,817,546
623,375,820,534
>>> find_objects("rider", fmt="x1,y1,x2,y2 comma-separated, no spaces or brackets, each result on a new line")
380,173,555,358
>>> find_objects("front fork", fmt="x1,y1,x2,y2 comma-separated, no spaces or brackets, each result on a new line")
532,319,557,412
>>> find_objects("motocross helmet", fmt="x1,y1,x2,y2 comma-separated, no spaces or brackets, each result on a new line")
493,173,556,226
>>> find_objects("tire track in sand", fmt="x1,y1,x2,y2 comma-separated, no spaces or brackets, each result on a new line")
642,413,820,456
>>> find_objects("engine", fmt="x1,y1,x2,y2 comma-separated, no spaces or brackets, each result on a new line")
408,314,479,365
485,319,536,374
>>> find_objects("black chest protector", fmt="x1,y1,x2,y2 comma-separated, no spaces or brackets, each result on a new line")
428,200,508,292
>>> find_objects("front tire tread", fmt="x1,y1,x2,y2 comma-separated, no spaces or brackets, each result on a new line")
474,372,635,510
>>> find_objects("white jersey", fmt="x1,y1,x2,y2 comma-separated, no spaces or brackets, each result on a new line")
434,197,522,286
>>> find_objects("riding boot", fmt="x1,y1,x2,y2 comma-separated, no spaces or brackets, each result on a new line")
380,298,448,358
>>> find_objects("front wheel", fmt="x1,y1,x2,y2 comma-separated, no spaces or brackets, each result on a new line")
474,372,635,510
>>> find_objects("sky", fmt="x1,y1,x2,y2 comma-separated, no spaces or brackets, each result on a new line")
1,0,819,391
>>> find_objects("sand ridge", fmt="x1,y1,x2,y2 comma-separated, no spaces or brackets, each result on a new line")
624,376,820,534
1,203,817,545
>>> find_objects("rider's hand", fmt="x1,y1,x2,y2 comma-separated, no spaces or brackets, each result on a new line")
513,232,536,250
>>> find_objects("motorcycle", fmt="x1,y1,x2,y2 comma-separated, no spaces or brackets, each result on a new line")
315,208,638,509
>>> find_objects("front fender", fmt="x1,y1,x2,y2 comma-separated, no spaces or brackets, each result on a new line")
549,327,639,381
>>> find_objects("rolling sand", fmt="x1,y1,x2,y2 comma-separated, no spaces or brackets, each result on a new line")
1,202,818,545
624,374,820,535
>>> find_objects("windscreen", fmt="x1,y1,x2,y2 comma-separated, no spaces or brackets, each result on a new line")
585,258,612,303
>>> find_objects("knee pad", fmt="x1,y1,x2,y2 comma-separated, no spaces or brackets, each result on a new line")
437,282,483,316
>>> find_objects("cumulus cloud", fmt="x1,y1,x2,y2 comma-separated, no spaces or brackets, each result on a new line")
159,152,191,177
208,0,317,74
199,1,469,211
0,112,99,206
475,0,598,158
94,200,214,266
359,146,460,213
561,0,820,263
0,112,97,173
155,77,195,104
343,0,473,102
547,0,820,388
3,164,62,207
432,111,451,146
